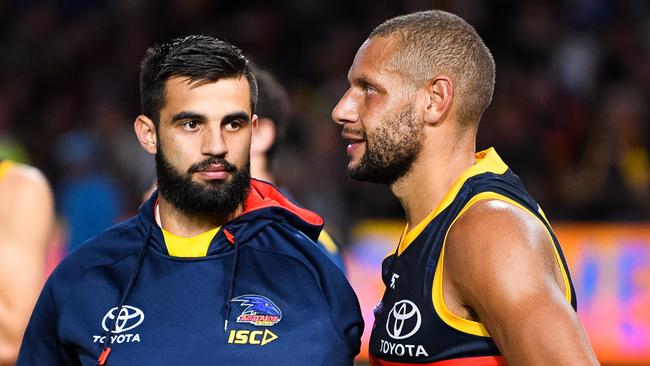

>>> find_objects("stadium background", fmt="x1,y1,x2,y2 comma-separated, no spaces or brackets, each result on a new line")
0,0,647,364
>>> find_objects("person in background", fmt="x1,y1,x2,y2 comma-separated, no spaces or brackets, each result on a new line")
17,35,362,366
332,10,598,365
249,65,345,271
0,160,54,365
54,131,123,253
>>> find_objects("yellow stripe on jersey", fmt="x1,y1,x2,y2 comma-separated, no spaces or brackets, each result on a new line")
162,226,221,257
398,148,508,255
318,229,339,254
432,191,573,337
0,160,14,180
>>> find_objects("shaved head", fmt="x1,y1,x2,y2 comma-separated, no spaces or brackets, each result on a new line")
370,10,495,128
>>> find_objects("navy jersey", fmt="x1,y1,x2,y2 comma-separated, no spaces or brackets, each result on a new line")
18,179,363,365
369,148,576,366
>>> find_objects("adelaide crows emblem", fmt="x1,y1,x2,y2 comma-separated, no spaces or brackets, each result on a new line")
231,295,282,326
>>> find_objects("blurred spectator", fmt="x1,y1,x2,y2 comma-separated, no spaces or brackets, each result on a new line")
250,65,345,270
54,131,123,252
0,160,54,365
561,84,649,219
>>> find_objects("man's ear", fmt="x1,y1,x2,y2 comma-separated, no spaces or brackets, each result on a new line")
134,115,158,155
419,76,454,125
251,117,276,156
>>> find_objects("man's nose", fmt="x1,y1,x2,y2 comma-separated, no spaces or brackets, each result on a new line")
201,124,227,156
331,89,359,125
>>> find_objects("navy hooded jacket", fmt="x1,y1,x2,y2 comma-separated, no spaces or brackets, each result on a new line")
17,179,363,365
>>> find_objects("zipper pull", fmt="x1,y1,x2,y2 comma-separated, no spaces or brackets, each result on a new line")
97,347,111,365
224,229,236,245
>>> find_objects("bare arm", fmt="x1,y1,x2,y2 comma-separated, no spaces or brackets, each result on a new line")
444,199,598,365
0,164,54,365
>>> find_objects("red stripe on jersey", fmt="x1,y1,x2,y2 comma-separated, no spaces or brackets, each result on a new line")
370,355,507,366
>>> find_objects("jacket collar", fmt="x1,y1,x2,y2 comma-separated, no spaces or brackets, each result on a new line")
136,179,324,256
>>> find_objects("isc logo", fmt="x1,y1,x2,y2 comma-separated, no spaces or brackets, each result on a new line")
227,329,278,346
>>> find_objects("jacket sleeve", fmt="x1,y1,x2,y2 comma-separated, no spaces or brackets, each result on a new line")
314,254,364,360
266,220,365,362
16,280,79,365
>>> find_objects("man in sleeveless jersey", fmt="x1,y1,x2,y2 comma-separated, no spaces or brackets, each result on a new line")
0,160,54,365
332,10,599,365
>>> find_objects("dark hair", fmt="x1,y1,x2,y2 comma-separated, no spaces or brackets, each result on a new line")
249,64,291,158
139,35,258,123
371,10,495,127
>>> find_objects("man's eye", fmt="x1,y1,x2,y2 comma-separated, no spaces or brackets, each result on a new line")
182,121,199,131
360,82,377,95
224,120,242,131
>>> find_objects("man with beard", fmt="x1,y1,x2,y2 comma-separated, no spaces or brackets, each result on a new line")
332,11,597,366
18,35,362,366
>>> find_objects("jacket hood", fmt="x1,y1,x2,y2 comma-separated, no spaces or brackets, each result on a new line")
136,178,324,256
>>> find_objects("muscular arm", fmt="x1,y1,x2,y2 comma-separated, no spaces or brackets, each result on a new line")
0,164,54,365
444,199,598,365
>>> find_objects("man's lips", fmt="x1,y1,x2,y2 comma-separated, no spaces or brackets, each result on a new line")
195,164,230,180
341,132,365,156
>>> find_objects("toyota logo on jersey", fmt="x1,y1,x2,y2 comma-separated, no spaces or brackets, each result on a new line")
386,300,421,340
102,305,145,333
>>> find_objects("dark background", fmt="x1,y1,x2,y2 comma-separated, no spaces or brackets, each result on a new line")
0,0,647,250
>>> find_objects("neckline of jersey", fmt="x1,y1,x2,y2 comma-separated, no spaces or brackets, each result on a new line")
161,226,221,257
397,147,508,255
154,201,221,257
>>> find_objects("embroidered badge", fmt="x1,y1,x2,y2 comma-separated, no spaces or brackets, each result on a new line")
231,295,282,326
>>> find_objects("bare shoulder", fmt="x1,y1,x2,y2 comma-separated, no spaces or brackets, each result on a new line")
445,198,563,310
2,162,50,191
442,199,598,364
0,162,53,204
0,162,54,241
447,198,555,266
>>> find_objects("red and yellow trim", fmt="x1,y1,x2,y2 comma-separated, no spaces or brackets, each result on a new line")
370,355,507,366
432,192,573,337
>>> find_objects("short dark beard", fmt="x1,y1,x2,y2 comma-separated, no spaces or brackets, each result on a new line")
349,105,423,184
155,148,250,217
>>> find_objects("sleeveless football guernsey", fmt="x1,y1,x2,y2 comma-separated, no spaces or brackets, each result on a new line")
369,148,576,365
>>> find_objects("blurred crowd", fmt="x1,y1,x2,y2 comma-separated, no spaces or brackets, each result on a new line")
0,0,647,252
